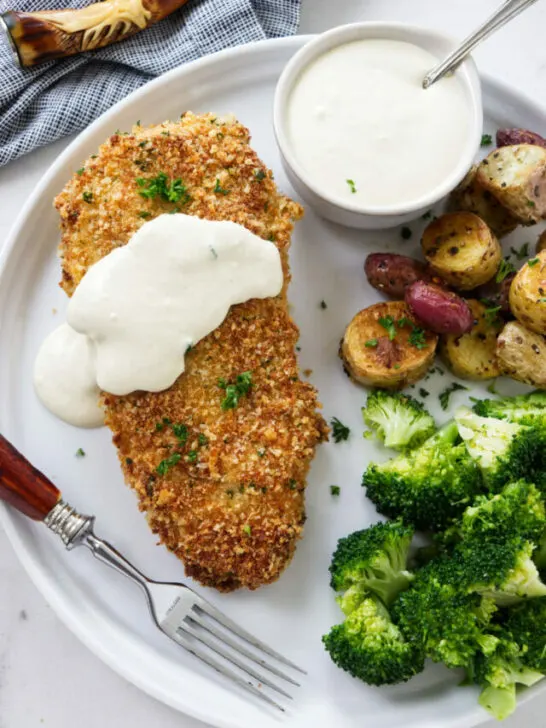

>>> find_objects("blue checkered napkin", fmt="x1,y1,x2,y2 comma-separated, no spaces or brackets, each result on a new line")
0,0,301,166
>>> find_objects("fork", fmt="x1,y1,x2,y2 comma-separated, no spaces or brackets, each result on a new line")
0,434,303,711
423,0,540,89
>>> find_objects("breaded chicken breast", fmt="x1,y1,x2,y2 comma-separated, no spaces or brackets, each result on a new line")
54,112,327,591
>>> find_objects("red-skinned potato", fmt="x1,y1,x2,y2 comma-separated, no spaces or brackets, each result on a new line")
497,128,546,149
469,273,516,316
364,254,433,299
406,281,474,335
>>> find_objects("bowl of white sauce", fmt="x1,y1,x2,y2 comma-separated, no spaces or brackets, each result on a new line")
273,23,483,229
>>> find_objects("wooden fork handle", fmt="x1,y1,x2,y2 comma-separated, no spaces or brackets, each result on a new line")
1,0,191,67
0,434,60,521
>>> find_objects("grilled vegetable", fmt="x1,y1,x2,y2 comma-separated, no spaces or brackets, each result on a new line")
340,302,437,390
421,212,502,290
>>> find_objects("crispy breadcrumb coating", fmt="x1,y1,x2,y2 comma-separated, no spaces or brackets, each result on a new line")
54,112,327,591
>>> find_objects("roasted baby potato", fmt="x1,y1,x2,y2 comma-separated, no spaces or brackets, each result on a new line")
439,300,502,380
496,321,546,388
364,253,432,299
421,212,502,290
497,128,546,149
509,250,546,334
470,273,516,317
449,165,519,238
340,301,438,390
476,144,546,224
406,280,474,335
536,230,546,254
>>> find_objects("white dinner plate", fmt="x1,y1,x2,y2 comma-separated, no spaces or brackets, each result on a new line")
0,35,544,728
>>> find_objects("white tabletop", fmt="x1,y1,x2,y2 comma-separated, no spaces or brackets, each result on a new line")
1,1,546,726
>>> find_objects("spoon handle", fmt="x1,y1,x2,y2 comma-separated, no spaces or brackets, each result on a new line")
423,0,540,89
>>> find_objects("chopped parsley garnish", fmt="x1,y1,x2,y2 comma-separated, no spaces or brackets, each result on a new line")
422,210,433,221
484,304,502,325
331,417,350,443
172,423,188,443
439,382,468,411
218,371,253,410
330,485,341,496
209,246,218,259
76,167,85,175
257,448,266,457
254,169,266,181
346,179,357,194
125,457,133,465
156,452,181,476
378,315,397,341
528,200,536,208
138,211,151,219
320,300,327,310
365,338,378,348
198,433,208,446
187,450,198,463
408,326,427,350
486,380,499,395
267,233,276,241
136,172,190,205
401,226,412,240
481,133,493,147
75,448,85,457
214,178,230,195
242,524,252,536
529,258,540,267
82,191,93,203
419,388,430,398
495,258,516,283
288,479,297,490
510,242,529,260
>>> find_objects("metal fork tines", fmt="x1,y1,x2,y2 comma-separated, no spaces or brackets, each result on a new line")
43,502,305,713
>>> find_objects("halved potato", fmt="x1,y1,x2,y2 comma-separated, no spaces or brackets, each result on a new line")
496,321,546,388
509,249,546,334
449,165,519,238
439,299,502,380
421,212,502,290
340,301,438,390
476,144,546,224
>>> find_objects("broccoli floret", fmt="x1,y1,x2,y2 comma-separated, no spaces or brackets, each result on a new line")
336,584,368,617
473,391,546,426
362,422,483,531
329,521,414,606
503,597,546,673
362,390,436,451
455,407,544,492
457,538,546,606
459,481,546,544
392,557,497,669
473,637,544,721
323,594,425,685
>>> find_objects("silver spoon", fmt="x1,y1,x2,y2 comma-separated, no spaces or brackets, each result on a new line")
423,0,541,89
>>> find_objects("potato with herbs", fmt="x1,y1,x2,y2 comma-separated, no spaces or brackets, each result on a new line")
497,128,546,149
340,301,438,390
496,321,546,388
439,300,502,380
509,250,546,334
476,144,546,224
364,253,433,299
421,212,502,290
449,165,519,238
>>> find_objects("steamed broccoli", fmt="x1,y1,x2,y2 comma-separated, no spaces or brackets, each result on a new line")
455,407,543,492
504,597,546,673
473,391,546,426
473,637,544,721
457,538,546,606
329,521,414,606
362,390,436,451
458,481,546,545
323,594,425,685
363,422,483,531
392,556,497,669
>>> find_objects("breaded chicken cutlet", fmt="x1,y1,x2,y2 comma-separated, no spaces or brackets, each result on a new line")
54,112,327,591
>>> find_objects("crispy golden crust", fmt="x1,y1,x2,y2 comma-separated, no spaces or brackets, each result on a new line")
54,112,327,591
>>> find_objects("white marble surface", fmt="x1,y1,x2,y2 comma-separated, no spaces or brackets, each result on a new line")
1,0,546,726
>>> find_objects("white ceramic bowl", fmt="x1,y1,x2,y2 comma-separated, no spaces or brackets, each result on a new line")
273,23,483,230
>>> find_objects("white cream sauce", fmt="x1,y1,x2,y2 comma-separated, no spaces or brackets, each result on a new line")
287,39,471,208
34,323,103,428
34,214,283,426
